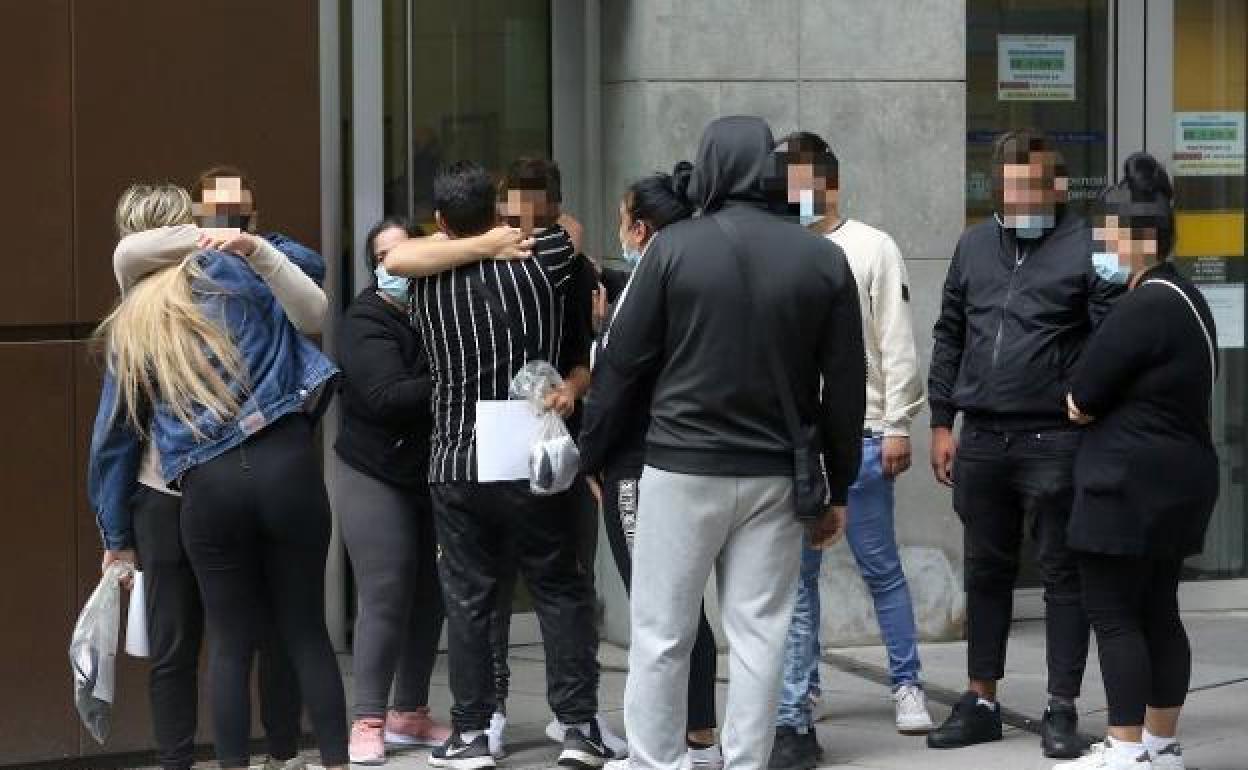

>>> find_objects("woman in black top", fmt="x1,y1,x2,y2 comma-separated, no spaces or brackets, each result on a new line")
1063,154,1218,770
581,163,725,770
335,217,452,765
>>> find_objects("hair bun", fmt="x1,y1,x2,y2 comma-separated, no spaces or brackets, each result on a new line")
672,160,694,200
1123,152,1173,202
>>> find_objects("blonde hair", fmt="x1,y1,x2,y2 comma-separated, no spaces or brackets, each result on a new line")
115,183,194,235
98,186,245,437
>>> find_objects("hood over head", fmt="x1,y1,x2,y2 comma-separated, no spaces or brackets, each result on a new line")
113,224,200,294
689,116,776,213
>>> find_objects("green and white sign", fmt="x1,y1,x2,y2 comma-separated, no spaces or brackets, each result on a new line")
1173,112,1245,177
997,34,1076,102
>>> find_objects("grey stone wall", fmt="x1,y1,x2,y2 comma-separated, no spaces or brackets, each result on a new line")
595,0,970,648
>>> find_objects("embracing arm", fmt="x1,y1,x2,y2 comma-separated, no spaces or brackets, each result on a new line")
248,237,329,334
338,311,432,423
384,227,532,278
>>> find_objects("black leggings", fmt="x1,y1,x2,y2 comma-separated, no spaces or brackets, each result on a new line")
181,415,348,768
1079,553,1191,726
132,487,302,770
602,466,719,733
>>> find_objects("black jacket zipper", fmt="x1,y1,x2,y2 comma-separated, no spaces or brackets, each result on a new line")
991,241,1028,371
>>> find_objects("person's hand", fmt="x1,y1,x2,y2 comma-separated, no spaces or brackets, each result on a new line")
559,213,585,254
592,283,609,332
101,549,136,591
198,231,260,258
807,505,848,549
543,383,577,419
881,435,912,478
481,226,533,260
930,426,957,487
1066,393,1094,425
586,476,603,507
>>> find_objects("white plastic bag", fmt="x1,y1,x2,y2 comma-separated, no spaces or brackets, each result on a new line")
70,561,133,744
510,360,581,495
125,571,150,659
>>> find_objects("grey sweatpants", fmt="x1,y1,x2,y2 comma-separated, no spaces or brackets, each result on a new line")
625,467,803,770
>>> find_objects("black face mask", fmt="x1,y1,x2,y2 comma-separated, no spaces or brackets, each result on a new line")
199,214,252,231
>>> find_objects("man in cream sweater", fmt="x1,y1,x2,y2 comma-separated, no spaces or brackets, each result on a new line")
769,132,933,770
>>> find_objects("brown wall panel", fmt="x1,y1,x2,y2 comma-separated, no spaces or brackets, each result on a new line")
0,343,79,763
0,1,74,326
72,0,322,324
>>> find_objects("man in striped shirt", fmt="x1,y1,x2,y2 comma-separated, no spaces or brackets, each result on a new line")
385,161,608,770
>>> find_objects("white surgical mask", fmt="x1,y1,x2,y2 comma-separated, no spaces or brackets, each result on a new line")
1004,213,1055,240
621,240,643,267
1092,251,1130,285
798,188,820,226
375,264,412,305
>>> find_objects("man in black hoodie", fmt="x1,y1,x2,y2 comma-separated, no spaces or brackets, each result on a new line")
925,129,1122,759
581,116,865,770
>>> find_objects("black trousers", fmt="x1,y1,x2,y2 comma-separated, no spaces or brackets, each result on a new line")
132,487,303,770
1079,554,1190,726
180,415,348,768
489,478,597,707
601,465,718,732
953,425,1090,698
432,481,599,732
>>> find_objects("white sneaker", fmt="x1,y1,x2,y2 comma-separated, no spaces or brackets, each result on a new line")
686,743,724,770
604,760,631,770
487,711,507,759
1150,742,1186,770
893,684,935,734
1054,739,1153,769
257,758,308,770
545,714,629,758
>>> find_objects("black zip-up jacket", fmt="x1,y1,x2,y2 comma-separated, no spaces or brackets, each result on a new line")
334,288,433,488
580,116,866,505
928,212,1121,430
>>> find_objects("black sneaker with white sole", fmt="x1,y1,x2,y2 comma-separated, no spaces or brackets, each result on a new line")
559,721,612,769
430,732,496,770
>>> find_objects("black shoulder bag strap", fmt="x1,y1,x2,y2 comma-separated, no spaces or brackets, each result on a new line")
711,212,829,520
466,267,544,362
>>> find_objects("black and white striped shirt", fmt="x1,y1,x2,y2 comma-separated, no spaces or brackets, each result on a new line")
414,225,577,483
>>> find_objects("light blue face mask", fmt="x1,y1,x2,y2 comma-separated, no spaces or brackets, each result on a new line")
621,239,643,267
798,188,828,227
1092,251,1131,285
1004,213,1056,240
375,264,412,305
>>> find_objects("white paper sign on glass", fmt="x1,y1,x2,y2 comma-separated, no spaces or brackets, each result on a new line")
1197,284,1245,349
997,34,1076,102
1173,112,1246,177
476,399,543,482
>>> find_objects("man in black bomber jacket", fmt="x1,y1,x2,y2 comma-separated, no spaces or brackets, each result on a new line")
925,129,1123,759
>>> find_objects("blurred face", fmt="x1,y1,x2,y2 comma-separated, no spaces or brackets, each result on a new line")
1092,214,1157,285
617,200,648,251
194,176,257,237
500,188,558,233
784,159,837,220
998,151,1068,234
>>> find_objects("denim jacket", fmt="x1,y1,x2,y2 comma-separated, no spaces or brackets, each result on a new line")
88,233,338,550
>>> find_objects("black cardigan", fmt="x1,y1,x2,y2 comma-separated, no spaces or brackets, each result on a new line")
333,289,433,488
1067,262,1219,559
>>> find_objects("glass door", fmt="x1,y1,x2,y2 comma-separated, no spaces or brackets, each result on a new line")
1123,0,1247,577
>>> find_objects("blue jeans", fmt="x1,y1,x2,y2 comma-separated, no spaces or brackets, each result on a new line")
776,436,923,729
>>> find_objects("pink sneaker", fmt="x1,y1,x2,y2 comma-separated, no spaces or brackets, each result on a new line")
350,718,386,765
385,707,453,748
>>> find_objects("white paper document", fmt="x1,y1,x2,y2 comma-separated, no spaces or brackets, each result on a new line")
125,571,150,659
1198,284,1245,349
476,400,541,482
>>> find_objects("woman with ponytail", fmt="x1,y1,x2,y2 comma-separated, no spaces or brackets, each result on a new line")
1060,153,1219,770
88,185,348,770
580,162,726,770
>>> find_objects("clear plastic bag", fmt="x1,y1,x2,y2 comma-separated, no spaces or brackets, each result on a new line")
70,561,133,744
510,360,581,495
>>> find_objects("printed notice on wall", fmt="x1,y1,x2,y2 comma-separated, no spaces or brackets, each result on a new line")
997,35,1075,101
1173,112,1245,177
1197,284,1245,349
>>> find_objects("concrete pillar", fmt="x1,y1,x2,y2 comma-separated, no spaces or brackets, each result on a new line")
596,0,969,647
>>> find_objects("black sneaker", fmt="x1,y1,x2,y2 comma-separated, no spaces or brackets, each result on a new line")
926,691,1003,749
430,732,496,770
768,726,818,770
558,720,611,769
1041,699,1085,759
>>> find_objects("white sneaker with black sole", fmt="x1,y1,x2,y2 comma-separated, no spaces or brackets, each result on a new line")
486,711,507,759
546,715,629,758
686,743,724,770
894,684,935,734
430,732,496,770
1150,742,1185,770
559,721,612,769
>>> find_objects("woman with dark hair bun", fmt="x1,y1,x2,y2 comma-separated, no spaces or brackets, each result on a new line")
581,162,726,770
1060,153,1218,770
